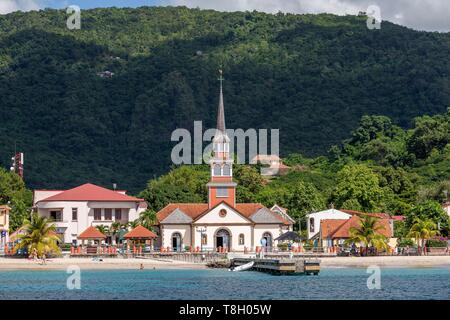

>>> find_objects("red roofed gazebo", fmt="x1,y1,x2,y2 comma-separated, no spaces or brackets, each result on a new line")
124,225,157,240
78,226,106,240
75,226,107,255
124,226,157,254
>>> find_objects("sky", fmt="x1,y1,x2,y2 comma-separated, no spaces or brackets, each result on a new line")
1,0,450,32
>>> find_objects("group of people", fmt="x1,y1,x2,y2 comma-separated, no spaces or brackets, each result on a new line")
29,248,47,264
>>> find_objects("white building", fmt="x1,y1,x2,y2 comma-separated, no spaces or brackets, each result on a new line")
155,76,294,252
306,209,352,240
443,203,450,218
306,208,395,249
0,205,10,251
34,183,147,244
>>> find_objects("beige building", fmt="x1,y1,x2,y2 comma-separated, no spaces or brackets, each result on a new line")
0,205,10,251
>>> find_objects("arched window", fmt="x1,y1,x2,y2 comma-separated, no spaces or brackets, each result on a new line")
222,164,231,176
213,164,221,176
171,232,182,252
238,234,245,245
262,232,272,249
309,218,315,233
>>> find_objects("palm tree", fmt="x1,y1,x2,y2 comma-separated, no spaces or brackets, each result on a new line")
345,215,388,255
407,218,438,255
110,221,121,244
138,209,157,231
15,213,61,257
128,219,139,229
95,224,109,236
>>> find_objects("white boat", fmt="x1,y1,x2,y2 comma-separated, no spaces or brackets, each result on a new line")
230,261,254,272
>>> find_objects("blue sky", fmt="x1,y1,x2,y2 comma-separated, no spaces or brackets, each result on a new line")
1,0,450,32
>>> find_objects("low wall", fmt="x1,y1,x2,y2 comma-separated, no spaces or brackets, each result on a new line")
138,252,227,263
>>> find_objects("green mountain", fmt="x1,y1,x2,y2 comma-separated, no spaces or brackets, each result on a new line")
0,6,449,192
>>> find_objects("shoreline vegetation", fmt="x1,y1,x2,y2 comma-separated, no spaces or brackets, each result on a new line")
0,256,449,271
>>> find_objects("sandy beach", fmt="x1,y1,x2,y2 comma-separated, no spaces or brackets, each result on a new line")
319,255,450,268
0,255,449,270
0,257,207,270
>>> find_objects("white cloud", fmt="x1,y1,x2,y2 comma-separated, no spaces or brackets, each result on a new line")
168,0,450,32
0,0,40,14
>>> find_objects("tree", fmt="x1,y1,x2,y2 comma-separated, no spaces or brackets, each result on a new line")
286,181,326,230
0,168,32,232
138,209,158,231
345,215,389,255
332,164,384,212
9,197,32,232
350,115,396,144
128,220,139,229
234,165,265,202
405,200,449,236
407,112,449,159
110,221,121,244
407,218,438,255
95,224,109,236
139,165,209,211
15,213,61,257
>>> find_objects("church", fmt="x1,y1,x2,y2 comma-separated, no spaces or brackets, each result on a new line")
155,74,294,252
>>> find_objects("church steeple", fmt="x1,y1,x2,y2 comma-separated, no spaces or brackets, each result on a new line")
216,70,226,134
207,70,236,209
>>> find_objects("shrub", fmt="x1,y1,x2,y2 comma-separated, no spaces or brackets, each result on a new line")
397,238,415,247
426,237,448,247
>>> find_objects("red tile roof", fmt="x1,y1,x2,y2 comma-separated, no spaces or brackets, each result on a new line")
156,202,292,225
37,183,144,202
392,215,405,221
320,219,348,238
156,203,209,222
124,226,157,239
321,215,392,239
77,226,106,239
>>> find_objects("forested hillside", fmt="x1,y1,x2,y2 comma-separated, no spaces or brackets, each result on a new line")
0,6,449,192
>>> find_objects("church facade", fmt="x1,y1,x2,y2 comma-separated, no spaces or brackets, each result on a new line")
156,75,293,252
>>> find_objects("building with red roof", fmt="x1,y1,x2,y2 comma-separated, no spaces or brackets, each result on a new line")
156,76,293,252
307,208,395,249
34,183,147,245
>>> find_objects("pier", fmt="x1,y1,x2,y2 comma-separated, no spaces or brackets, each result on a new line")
231,257,320,275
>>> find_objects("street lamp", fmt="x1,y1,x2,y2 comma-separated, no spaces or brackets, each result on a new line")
196,226,207,252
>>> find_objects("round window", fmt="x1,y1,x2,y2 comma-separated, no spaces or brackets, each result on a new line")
219,209,227,217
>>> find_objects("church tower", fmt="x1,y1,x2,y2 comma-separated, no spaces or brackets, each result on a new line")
207,70,237,208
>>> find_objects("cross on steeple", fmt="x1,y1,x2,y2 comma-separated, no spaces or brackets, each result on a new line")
218,68,224,86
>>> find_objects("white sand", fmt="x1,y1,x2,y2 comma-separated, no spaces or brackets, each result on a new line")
0,257,207,270
319,255,450,268
0,255,449,270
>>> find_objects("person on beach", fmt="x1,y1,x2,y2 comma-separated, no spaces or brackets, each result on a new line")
140,263,144,270
41,253,46,265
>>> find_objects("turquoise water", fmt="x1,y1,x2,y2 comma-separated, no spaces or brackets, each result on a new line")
0,267,449,300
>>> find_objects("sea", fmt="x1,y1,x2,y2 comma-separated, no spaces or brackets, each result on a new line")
0,267,448,300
